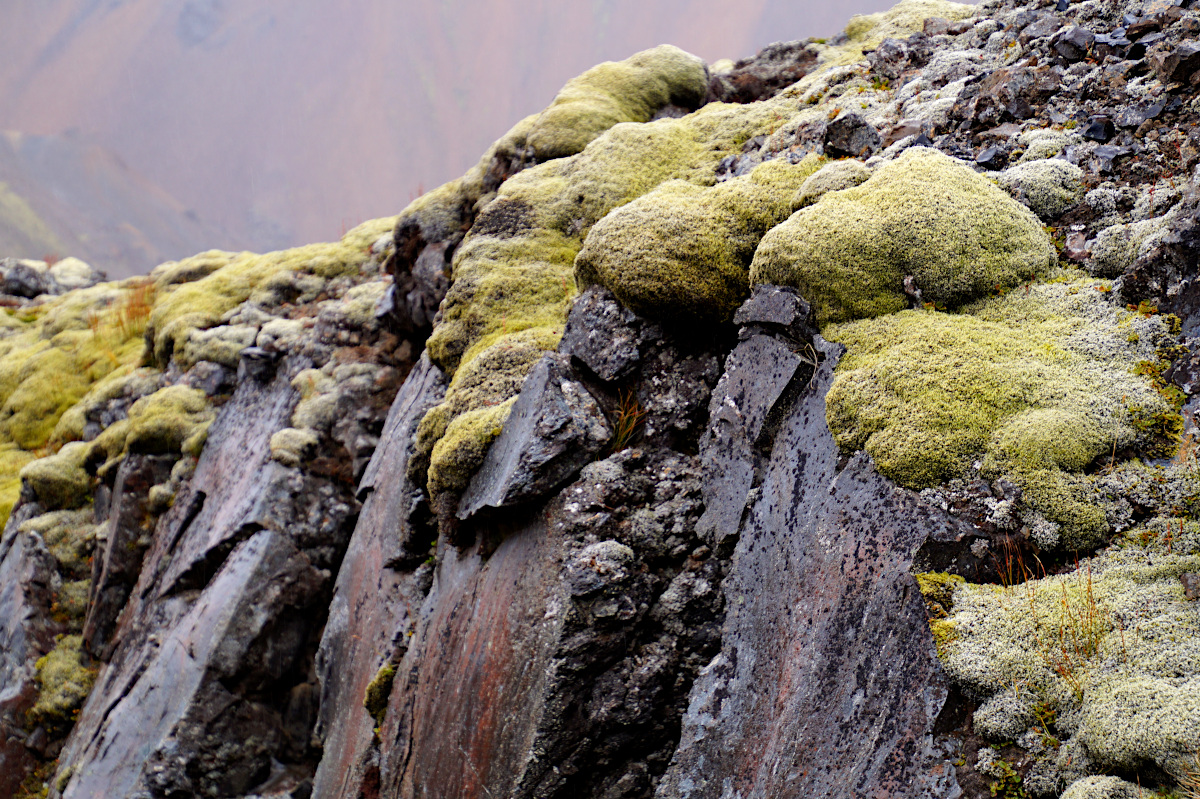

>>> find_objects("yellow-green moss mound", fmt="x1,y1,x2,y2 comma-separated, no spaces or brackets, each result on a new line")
575,156,823,322
751,147,1056,325
28,635,96,735
526,44,708,160
824,277,1173,545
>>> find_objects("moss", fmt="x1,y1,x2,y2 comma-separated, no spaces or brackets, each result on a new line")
824,277,1172,546
938,545,1200,782
28,634,96,735
422,328,560,496
20,509,95,577
916,571,965,619
269,427,320,467
427,398,517,498
793,158,871,209
1017,129,1083,163
1090,215,1175,279
751,148,1055,325
575,156,824,322
146,217,394,365
364,664,397,725
124,385,214,456
998,159,1086,220
526,45,708,160
1061,776,1151,799
19,442,91,511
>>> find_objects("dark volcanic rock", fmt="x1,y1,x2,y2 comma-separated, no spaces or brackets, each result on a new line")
824,113,882,158
1149,40,1200,82
708,41,820,104
1052,26,1097,61
560,285,645,381
311,353,446,798
458,353,612,519
659,341,961,799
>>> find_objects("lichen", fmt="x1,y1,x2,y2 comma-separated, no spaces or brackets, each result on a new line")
576,155,824,322
937,545,1200,783
751,147,1055,325
824,276,1173,546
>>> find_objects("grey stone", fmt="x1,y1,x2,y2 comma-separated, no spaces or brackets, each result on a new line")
976,145,1007,170
1150,40,1200,82
0,260,50,298
1183,572,1200,600
824,113,881,158
1082,117,1115,142
659,340,962,799
1092,145,1132,174
732,284,815,339
1052,26,1096,61
559,286,643,381
459,354,612,518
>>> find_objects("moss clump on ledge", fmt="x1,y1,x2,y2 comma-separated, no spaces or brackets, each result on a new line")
824,276,1174,546
575,155,824,322
364,664,397,726
28,634,96,736
751,147,1056,325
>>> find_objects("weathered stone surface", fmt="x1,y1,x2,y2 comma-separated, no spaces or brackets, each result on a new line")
732,284,815,340
53,362,357,797
1052,26,1096,61
311,353,446,799
707,40,820,104
1149,40,1200,83
659,342,961,799
560,285,645,381
56,529,325,798
824,113,881,158
83,454,174,658
0,505,58,799
458,354,612,519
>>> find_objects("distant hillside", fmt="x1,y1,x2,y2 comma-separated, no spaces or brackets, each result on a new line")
0,0,899,253
0,131,245,278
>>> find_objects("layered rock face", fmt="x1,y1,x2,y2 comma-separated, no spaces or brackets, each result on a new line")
5,0,1200,797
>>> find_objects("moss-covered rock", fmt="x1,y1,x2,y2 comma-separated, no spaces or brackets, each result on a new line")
19,442,91,511
937,545,1200,783
146,218,393,365
751,147,1056,325
28,634,96,735
792,158,871,209
124,385,214,457
824,276,1173,546
269,427,320,467
576,156,824,322
998,158,1085,220
526,45,708,161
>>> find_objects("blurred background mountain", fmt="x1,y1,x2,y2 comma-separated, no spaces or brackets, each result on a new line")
0,0,900,277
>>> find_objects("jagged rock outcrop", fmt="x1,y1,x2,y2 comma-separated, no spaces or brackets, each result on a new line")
8,0,1200,797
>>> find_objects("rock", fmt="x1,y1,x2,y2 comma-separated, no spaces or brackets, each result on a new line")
1128,31,1167,59
458,354,612,519
1052,26,1096,61
1126,18,1163,39
238,346,280,383
732,284,816,340
1081,117,1116,142
659,341,963,798
976,145,1007,169
868,37,910,80
708,40,820,104
0,259,51,298
1091,145,1132,174
1064,230,1090,261
924,17,972,36
1116,101,1165,128
1020,13,1064,46
1149,40,1200,83
311,353,446,798
559,286,644,381
1182,573,1200,600
823,113,881,158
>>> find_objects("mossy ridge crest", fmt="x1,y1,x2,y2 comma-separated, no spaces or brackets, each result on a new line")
751,147,1056,326
825,277,1174,546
